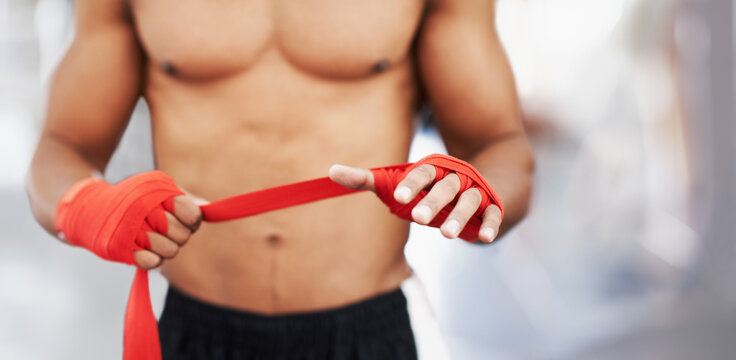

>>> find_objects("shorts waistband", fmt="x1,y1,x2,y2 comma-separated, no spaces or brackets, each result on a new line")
160,286,410,338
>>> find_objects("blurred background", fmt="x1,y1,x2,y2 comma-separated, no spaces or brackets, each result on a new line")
1,0,734,359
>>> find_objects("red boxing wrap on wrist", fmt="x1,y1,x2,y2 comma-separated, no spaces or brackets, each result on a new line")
58,154,502,360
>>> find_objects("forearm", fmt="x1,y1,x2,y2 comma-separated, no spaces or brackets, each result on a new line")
26,132,102,237
465,133,534,237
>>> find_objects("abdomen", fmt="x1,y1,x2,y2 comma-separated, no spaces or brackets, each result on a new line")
149,51,418,313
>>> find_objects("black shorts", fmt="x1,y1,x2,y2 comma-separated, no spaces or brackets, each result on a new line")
158,286,418,360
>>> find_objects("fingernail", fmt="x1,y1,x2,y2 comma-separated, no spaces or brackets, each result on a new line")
444,220,460,237
481,228,495,242
394,186,411,202
412,205,432,224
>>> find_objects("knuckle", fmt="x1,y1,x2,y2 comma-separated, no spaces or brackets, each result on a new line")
453,202,473,216
161,242,179,259
149,233,179,259
492,209,503,222
401,175,418,189
420,195,440,211
417,165,435,181
438,177,460,194
454,194,482,219
452,207,473,222
186,210,203,228
139,253,162,269
446,173,461,189
405,168,425,186
175,197,201,226
173,210,202,231
484,206,503,223
165,214,179,233
403,166,435,191
171,230,191,245
465,188,483,203
174,195,194,209
178,233,191,246
167,223,191,244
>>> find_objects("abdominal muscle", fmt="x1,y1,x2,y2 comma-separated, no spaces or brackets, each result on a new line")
148,51,418,314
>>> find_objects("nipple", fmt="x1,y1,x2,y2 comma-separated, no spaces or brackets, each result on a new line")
160,61,178,76
372,59,390,73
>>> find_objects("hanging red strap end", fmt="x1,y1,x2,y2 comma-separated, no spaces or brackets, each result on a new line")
124,268,161,360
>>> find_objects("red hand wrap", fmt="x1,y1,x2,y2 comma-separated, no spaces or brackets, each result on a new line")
371,153,503,242
55,171,182,264
55,171,183,360
57,154,501,360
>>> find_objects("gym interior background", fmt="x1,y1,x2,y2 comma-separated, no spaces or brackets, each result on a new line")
1,0,734,359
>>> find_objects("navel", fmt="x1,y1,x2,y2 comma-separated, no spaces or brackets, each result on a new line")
266,234,282,248
372,59,391,74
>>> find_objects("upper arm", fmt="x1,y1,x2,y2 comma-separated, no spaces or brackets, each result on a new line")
43,0,143,170
417,0,522,159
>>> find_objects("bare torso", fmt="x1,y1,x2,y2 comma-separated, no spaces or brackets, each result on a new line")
130,0,425,313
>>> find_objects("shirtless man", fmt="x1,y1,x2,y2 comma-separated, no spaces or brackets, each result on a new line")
27,0,533,358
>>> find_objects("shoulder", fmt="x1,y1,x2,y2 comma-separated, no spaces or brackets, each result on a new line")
74,0,135,35
421,0,496,23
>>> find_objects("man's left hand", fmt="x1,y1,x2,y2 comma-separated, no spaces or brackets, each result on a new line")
329,164,501,243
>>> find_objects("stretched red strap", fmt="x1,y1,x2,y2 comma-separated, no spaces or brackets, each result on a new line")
201,177,361,221
202,154,503,241
113,154,501,359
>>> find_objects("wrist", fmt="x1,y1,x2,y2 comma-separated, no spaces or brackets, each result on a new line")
54,177,107,242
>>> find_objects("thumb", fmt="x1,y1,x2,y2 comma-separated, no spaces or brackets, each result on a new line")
328,164,376,192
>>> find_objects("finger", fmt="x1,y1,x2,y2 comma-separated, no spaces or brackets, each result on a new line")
165,211,192,245
180,188,210,206
134,250,163,270
171,195,203,232
328,164,376,192
440,188,483,239
479,205,503,243
394,164,436,204
148,232,180,259
411,173,460,225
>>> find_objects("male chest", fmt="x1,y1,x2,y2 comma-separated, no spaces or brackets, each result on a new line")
130,0,425,79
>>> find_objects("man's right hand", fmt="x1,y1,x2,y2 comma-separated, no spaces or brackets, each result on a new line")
134,194,203,269
54,171,203,270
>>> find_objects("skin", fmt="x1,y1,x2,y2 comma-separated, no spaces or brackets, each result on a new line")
27,0,533,314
